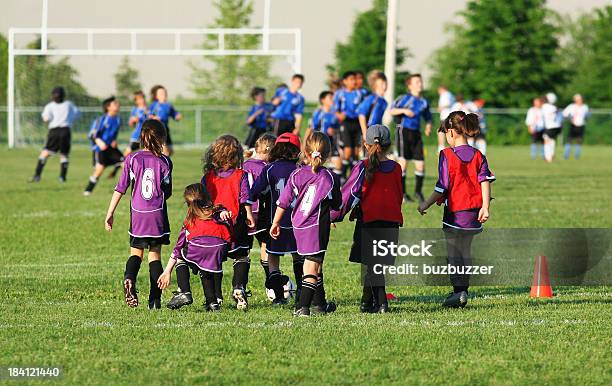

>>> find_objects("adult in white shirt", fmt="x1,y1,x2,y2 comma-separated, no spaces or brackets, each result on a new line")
30,87,80,182
437,86,455,152
525,96,545,160
541,92,562,162
562,94,590,160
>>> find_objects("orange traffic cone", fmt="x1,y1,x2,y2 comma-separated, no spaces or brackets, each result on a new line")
530,255,553,298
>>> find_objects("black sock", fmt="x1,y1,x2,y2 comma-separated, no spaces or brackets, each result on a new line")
415,173,424,194
124,255,142,282
361,284,374,305
453,286,469,294
292,255,304,292
176,261,191,293
109,165,121,177
401,173,407,195
267,270,284,300
260,259,270,283
374,286,387,307
214,272,223,300
299,277,317,309
60,161,69,180
232,259,250,289
313,272,326,307
148,260,163,301
200,271,216,305
84,176,98,193
34,158,46,177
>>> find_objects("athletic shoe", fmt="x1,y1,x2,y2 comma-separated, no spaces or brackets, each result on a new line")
123,279,138,308
29,176,40,183
205,302,221,312
442,291,468,308
83,190,92,197
217,297,224,306
374,303,390,314
360,302,373,313
58,176,66,183
148,298,161,310
167,291,193,309
293,307,310,317
312,301,337,315
232,288,248,311
415,192,425,203
272,297,288,306
403,193,414,203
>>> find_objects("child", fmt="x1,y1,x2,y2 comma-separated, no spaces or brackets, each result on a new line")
355,70,370,99
418,111,495,308
307,91,342,178
104,119,173,309
436,85,455,153
562,94,590,160
525,97,545,160
357,71,388,140
149,85,182,156
332,124,403,313
541,92,562,163
83,96,124,195
243,134,276,291
468,99,488,155
30,86,80,183
270,74,305,136
159,184,232,311
245,133,301,307
125,90,148,156
270,132,342,316
245,87,273,149
334,71,365,178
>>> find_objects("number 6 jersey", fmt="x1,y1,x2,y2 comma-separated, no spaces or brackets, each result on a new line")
115,150,173,239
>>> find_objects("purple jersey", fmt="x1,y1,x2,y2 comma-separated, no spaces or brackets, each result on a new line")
277,166,342,255
115,150,173,238
248,160,298,254
435,145,495,230
171,226,228,273
243,158,268,235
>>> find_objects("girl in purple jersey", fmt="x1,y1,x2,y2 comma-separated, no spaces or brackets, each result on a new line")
243,134,276,288
418,112,495,308
159,184,232,311
104,119,172,309
245,133,302,306
271,132,342,316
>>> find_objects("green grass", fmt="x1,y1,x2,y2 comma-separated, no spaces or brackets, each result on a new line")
1,145,611,385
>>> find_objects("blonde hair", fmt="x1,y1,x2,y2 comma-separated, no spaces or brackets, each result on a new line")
304,131,331,173
244,133,276,159
203,135,243,173
183,184,221,226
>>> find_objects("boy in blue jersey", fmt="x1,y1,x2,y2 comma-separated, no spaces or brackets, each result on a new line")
125,90,148,156
390,74,432,203
306,91,342,176
271,74,305,136
358,71,388,140
149,85,182,156
245,87,273,149
355,70,370,99
84,96,124,196
334,71,365,178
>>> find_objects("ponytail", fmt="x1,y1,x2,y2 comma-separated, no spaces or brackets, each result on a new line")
304,131,331,173
183,184,218,225
439,111,481,138
365,143,382,183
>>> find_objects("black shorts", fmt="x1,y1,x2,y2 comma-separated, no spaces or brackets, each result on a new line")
253,230,271,245
165,130,173,146
245,126,267,149
44,126,71,155
544,127,561,139
531,131,544,143
349,217,400,265
329,134,340,157
95,147,124,167
129,141,140,151
340,118,362,149
273,119,295,136
397,127,424,161
568,125,585,139
130,234,170,249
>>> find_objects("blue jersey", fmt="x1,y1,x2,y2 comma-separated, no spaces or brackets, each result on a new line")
357,88,370,99
89,114,121,151
271,88,305,121
129,106,147,142
311,108,339,136
357,94,388,126
333,88,364,119
149,101,179,128
392,94,432,130
247,102,274,129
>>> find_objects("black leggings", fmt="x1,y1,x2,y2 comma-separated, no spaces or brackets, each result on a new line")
444,231,474,293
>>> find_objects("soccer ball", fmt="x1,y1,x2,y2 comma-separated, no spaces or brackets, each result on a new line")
266,275,296,300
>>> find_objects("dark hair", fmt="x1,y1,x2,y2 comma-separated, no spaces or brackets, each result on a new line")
318,91,333,102
140,119,167,157
355,70,365,78
51,87,65,103
455,93,465,103
102,96,117,113
203,135,243,174
269,142,300,163
342,71,356,80
133,90,145,101
438,111,480,137
405,73,422,84
292,74,304,82
365,139,391,183
276,83,288,90
150,85,164,101
250,87,266,100
183,183,221,226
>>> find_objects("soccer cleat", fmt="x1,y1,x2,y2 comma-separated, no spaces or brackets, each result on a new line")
83,190,92,196
166,291,193,309
375,303,390,314
232,288,248,311
293,307,311,317
29,176,41,183
403,193,414,203
360,302,373,313
58,176,66,183
205,302,221,312
442,291,468,308
217,297,224,306
148,298,161,310
123,279,138,308
272,297,288,307
312,301,337,315
415,192,425,203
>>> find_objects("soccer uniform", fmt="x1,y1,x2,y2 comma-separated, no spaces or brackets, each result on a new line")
563,103,590,139
243,158,270,243
115,150,173,248
311,108,340,156
438,91,455,121
41,101,79,155
129,106,147,150
271,88,305,135
245,102,273,148
90,114,124,167
392,94,432,160
247,160,298,255
525,106,545,143
149,101,180,145
334,88,364,148
357,94,388,127
541,102,562,139
276,166,342,261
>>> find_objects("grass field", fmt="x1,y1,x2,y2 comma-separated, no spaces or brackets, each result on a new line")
1,145,611,385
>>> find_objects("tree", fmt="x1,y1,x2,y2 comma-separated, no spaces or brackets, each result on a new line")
190,0,280,104
429,0,566,107
0,34,7,105
559,6,612,107
114,56,142,104
328,0,408,94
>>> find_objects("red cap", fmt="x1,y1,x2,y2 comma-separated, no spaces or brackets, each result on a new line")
275,132,301,149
